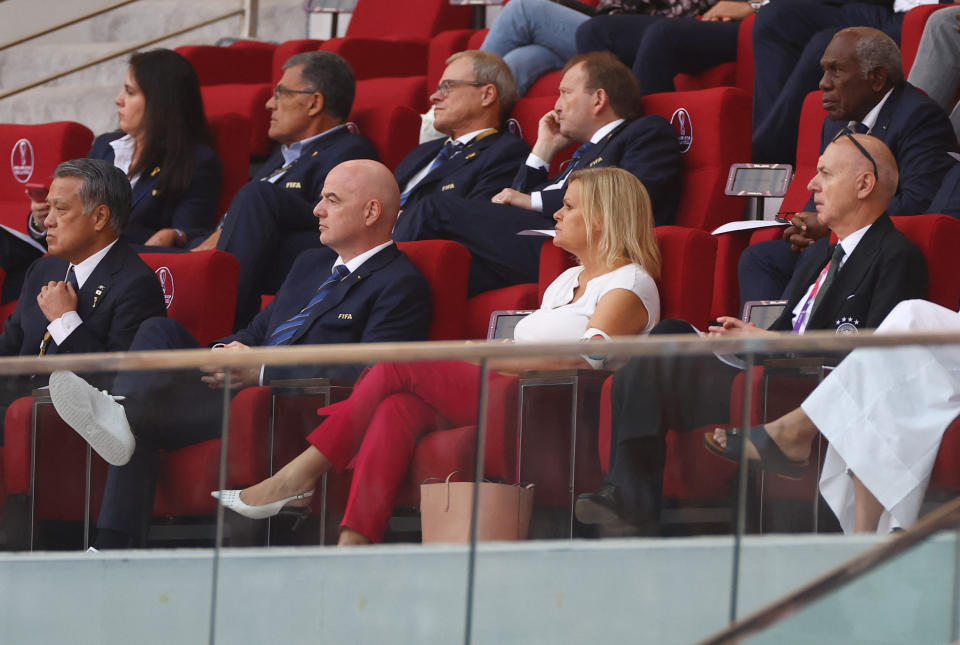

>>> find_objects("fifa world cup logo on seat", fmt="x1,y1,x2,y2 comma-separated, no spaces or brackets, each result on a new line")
155,266,175,309
11,138,35,183
669,108,693,154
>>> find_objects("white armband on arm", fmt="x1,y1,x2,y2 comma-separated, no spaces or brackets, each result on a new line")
580,327,611,370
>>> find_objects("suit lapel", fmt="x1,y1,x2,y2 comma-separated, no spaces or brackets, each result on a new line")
131,171,161,209
868,85,904,142
807,216,890,329
577,120,629,171
396,139,446,188
286,245,399,345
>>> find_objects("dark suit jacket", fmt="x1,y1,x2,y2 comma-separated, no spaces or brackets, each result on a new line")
252,125,380,206
0,240,166,403
394,130,530,208
511,116,683,226
220,244,431,381
770,214,927,332
809,83,958,217
89,133,223,244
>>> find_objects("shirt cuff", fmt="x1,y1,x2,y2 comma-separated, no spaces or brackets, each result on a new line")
530,191,543,212
47,311,82,345
27,212,46,240
525,154,549,171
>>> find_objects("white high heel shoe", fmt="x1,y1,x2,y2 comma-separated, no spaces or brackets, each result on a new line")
211,489,314,520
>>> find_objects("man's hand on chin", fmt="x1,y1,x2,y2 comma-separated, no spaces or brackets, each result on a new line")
491,188,533,210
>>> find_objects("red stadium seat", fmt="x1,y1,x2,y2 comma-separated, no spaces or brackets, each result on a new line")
2,250,240,538
0,122,93,232
674,13,756,99
175,42,276,86
201,84,273,157
207,113,252,222
348,76,429,170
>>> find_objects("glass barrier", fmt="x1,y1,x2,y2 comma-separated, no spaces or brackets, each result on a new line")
1,330,959,643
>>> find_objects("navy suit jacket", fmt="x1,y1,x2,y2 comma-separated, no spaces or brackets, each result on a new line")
252,125,380,206
809,83,957,217
220,244,431,381
89,133,223,244
0,240,166,402
511,116,683,226
394,130,530,208
770,214,927,332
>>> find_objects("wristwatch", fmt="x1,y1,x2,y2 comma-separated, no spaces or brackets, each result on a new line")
748,0,764,12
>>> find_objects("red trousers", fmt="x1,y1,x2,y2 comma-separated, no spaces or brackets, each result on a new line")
308,361,503,542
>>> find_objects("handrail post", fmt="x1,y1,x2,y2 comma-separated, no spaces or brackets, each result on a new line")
243,0,259,38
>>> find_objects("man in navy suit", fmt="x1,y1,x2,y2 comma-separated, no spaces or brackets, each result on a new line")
190,51,379,329
751,0,931,164
739,27,955,304
48,159,431,549
0,158,166,441
394,50,683,295
278,50,531,299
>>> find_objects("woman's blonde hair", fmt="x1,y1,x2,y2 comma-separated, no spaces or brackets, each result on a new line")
568,167,661,280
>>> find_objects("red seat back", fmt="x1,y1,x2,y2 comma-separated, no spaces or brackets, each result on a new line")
202,83,273,157
655,226,717,324
642,87,752,231
350,76,428,170
0,122,93,231
890,214,960,312
395,240,470,340
138,250,239,346
175,43,275,86
782,91,828,213
346,0,471,40
207,113,252,222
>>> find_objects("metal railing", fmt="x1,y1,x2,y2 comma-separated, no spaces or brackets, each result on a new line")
0,0,258,101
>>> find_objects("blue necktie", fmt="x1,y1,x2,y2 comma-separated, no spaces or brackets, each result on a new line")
558,141,595,180
400,140,463,207
266,265,350,346
66,266,79,292
848,121,870,135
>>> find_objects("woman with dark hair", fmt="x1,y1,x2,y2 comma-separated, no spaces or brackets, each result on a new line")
3,48,222,301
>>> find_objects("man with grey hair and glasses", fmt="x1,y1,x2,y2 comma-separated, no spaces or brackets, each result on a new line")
740,26,956,306
0,158,166,442
190,51,379,329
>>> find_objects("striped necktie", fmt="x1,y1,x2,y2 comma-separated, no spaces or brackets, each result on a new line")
266,265,350,346
400,140,463,207
809,243,846,320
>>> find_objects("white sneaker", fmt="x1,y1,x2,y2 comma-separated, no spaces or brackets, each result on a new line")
48,371,135,466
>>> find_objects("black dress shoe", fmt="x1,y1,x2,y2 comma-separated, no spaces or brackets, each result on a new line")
575,484,625,525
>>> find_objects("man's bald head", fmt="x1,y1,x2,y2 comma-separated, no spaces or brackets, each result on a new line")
807,133,898,238
313,159,401,261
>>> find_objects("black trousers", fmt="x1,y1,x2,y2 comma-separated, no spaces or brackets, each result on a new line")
392,194,549,295
217,181,323,329
575,15,739,95
606,320,741,519
97,317,225,543
0,228,43,303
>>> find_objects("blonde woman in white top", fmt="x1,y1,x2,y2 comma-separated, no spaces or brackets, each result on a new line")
214,167,662,545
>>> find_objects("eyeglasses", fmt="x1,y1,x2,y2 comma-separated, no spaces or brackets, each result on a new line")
273,84,316,102
832,128,879,179
434,79,486,98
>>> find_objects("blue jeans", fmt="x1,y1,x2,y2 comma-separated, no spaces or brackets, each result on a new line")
481,0,588,95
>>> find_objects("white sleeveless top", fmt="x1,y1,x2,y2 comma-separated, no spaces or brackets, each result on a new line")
513,264,660,342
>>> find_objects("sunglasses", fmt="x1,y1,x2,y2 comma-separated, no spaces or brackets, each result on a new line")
832,128,879,179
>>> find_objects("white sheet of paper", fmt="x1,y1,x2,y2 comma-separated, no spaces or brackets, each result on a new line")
1,224,45,252
711,220,788,236
517,229,556,237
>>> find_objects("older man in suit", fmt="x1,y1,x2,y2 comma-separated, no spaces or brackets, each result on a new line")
48,159,431,549
189,51,379,329
0,158,166,442
395,51,682,295
578,134,928,531
739,27,956,305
